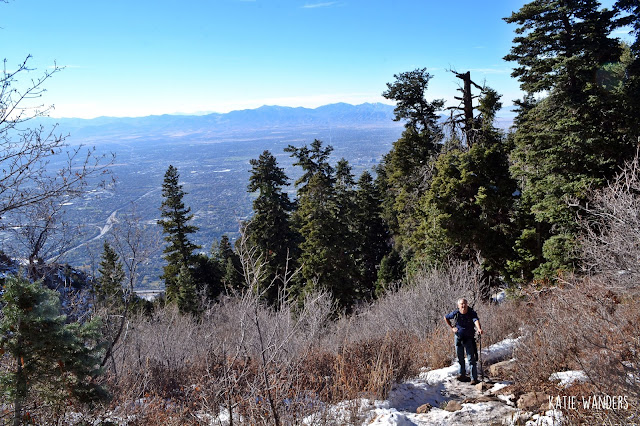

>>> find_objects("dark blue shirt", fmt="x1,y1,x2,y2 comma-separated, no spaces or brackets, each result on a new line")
446,308,479,338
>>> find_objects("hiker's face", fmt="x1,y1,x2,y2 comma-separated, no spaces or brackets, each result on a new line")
458,300,468,314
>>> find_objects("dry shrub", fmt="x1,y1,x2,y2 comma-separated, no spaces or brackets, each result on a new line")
421,326,454,370
475,298,525,347
120,397,199,426
100,289,336,424
299,331,420,404
580,152,640,288
324,259,483,349
512,279,639,423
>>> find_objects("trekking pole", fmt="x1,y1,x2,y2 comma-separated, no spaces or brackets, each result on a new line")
478,332,484,382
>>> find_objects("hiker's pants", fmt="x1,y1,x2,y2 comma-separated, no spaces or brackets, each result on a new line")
455,334,477,380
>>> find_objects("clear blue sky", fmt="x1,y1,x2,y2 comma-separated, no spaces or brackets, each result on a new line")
1,0,624,118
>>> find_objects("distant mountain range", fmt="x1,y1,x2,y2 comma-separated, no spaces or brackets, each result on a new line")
39,103,403,144
35,102,513,145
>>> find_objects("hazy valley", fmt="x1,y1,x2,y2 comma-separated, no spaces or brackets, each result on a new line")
3,103,406,288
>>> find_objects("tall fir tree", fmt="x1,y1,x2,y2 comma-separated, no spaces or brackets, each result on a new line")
158,165,200,304
245,150,296,304
353,171,391,299
332,159,360,296
379,68,445,254
504,0,636,280
286,140,358,308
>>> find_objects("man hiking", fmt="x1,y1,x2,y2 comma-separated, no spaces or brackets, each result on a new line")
444,298,483,385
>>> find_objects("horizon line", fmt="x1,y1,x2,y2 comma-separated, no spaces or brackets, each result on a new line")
45,101,398,120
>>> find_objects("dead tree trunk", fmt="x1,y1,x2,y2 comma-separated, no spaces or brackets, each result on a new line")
448,70,484,148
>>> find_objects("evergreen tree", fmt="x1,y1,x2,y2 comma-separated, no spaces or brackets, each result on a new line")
353,171,390,299
504,0,620,95
245,150,296,303
0,276,107,424
414,85,516,284
415,138,517,281
191,252,224,302
286,140,357,308
158,165,200,303
375,248,404,295
616,1,640,52
94,241,125,311
615,1,640,147
332,159,360,297
504,0,636,279
382,68,445,134
379,69,445,252
213,235,243,291
176,265,200,316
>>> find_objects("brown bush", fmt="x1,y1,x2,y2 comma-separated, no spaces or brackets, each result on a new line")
296,331,420,406
511,278,639,423
474,297,524,347
421,326,454,371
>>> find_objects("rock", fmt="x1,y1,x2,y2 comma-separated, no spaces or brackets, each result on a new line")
488,359,517,378
444,400,463,412
517,391,548,411
416,403,432,414
511,412,533,423
463,395,501,403
476,382,491,391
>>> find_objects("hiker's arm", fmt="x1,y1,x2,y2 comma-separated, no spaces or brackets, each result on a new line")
444,316,457,334
474,318,483,335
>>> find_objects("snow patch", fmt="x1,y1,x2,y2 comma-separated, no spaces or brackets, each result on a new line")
529,409,564,425
549,370,588,387
482,336,523,364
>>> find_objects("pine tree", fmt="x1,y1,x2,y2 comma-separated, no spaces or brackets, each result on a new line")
504,0,620,95
213,235,243,291
0,276,107,424
332,159,359,298
191,252,224,302
353,171,390,299
504,0,636,279
415,138,517,281
413,85,517,287
379,69,445,252
158,165,200,303
375,248,404,295
176,265,200,316
286,140,358,308
615,1,640,148
95,241,125,311
382,68,445,134
245,150,296,303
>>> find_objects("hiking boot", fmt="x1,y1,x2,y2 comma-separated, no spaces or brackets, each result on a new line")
456,374,470,382
470,379,479,385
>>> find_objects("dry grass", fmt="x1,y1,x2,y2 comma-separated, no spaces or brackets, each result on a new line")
422,326,455,370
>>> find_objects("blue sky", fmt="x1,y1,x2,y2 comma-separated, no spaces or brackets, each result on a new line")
1,0,625,118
